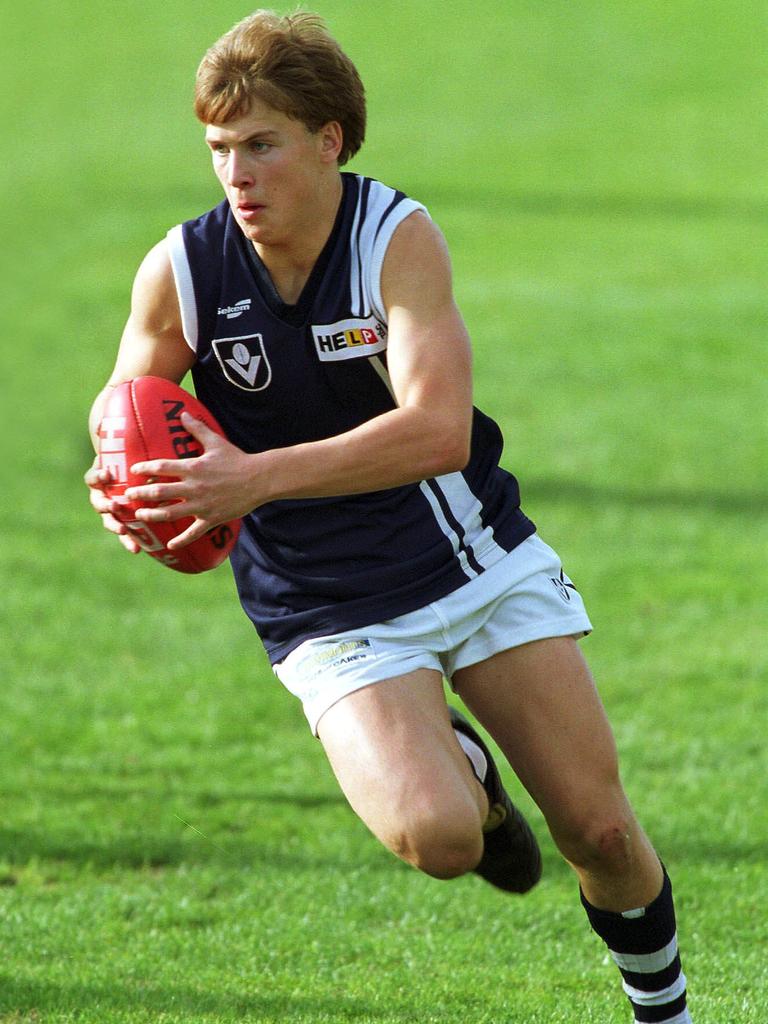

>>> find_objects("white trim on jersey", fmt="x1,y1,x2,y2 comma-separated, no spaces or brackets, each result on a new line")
418,480,479,581
348,176,428,322
372,343,507,583
369,198,428,322
166,224,199,352
348,189,365,319
421,473,509,576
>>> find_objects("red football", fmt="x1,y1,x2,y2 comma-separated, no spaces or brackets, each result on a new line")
97,376,241,573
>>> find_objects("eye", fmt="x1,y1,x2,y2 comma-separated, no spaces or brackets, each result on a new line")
250,140,271,153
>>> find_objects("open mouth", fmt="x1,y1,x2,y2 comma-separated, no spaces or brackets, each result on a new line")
237,202,264,220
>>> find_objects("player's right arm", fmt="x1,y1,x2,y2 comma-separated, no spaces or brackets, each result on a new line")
85,239,196,551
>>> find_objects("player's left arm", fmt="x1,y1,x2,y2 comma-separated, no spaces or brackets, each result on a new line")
264,209,476,487
127,212,475,546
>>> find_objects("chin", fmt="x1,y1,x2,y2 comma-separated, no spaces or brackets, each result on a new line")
238,220,265,243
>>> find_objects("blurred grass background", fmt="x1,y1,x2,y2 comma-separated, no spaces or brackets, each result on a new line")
1,1,766,1021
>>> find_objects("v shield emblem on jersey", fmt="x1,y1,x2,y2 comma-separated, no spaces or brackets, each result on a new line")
212,334,272,391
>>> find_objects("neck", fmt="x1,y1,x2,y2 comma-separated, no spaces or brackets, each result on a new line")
253,173,343,304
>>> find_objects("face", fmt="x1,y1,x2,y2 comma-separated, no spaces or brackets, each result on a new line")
205,98,342,250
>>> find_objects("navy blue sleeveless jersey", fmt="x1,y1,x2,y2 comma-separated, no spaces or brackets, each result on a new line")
167,173,535,662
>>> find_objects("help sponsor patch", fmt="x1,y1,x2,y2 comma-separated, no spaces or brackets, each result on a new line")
312,317,387,361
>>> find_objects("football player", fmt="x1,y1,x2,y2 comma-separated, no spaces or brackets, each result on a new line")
85,13,692,1022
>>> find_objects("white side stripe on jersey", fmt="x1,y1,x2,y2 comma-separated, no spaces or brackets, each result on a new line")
426,472,508,572
419,480,479,580
354,180,393,318
348,186,364,319
370,352,506,581
167,224,199,352
417,474,508,581
369,197,427,321
348,175,427,322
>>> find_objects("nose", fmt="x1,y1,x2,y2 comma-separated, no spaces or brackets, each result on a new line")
226,149,254,189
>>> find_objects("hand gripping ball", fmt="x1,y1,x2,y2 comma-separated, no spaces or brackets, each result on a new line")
97,376,241,573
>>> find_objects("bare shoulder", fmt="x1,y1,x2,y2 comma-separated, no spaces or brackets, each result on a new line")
104,238,194,387
384,210,452,273
387,208,449,253
131,238,182,334
380,211,454,313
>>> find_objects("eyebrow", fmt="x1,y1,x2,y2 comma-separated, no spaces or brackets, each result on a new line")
205,130,280,146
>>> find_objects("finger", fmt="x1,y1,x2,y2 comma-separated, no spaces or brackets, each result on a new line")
101,513,143,553
90,488,117,514
166,518,212,550
85,465,113,488
132,501,191,525
118,531,142,554
124,480,187,504
101,509,133,536
180,411,220,447
129,458,188,478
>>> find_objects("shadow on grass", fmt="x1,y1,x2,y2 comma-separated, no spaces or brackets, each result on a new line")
0,783,354,873
524,477,767,517
0,820,394,876
1,818,762,885
0,973,421,1024
16,783,347,811
652,832,768,868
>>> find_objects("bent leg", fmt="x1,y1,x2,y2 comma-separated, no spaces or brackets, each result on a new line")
454,638,691,1021
453,636,663,910
317,669,488,879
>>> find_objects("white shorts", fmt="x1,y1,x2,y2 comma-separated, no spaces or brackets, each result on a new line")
274,533,592,734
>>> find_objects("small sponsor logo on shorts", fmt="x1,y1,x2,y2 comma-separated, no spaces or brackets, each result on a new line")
299,638,375,677
550,569,577,603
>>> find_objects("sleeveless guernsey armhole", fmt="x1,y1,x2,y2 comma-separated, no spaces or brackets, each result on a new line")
368,199,429,322
166,224,199,352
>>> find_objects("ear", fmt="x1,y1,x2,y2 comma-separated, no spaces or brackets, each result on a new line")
317,120,343,164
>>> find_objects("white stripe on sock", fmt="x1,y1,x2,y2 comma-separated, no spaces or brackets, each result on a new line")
610,934,678,973
622,970,687,1006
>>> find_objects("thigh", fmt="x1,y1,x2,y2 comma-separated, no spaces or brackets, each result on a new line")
453,638,629,845
317,669,486,854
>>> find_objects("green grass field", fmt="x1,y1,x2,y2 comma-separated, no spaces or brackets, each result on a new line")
2,1,766,1021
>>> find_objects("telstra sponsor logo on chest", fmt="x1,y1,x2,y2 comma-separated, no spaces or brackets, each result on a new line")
217,298,252,319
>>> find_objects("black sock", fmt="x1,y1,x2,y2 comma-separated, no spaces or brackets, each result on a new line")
580,869,691,1023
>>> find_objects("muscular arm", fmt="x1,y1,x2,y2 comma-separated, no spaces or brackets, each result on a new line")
261,211,474,495
85,239,196,550
87,239,196,450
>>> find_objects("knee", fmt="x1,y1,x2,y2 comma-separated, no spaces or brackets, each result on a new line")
554,813,636,875
391,811,484,880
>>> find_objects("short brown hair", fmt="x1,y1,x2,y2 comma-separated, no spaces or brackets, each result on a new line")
194,10,366,166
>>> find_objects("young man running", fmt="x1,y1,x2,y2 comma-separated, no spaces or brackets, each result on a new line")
85,12,692,1022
